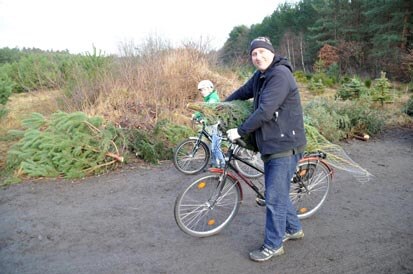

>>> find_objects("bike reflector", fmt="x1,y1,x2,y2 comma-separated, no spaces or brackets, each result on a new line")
299,208,308,214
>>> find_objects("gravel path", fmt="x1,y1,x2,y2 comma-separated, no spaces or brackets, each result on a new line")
1,128,412,274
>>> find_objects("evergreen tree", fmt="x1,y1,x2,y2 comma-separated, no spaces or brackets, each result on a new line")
219,0,411,80
220,25,251,66
362,0,412,78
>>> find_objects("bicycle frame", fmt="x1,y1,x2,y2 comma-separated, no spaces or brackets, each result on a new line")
198,122,213,141
207,142,333,204
208,142,265,202
189,121,231,157
188,122,214,152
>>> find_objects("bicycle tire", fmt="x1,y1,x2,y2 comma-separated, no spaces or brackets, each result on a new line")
174,174,241,237
291,159,332,219
233,146,264,178
173,139,210,175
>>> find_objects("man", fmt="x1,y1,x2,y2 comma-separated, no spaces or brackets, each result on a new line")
225,37,307,262
193,80,225,168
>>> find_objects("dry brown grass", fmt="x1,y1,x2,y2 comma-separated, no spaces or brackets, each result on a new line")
85,47,242,130
0,90,62,134
0,90,62,169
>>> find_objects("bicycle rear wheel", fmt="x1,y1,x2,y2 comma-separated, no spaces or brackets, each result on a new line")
174,174,241,237
173,139,210,175
233,146,263,178
291,159,332,219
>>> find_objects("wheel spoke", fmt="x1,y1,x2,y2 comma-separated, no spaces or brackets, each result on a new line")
291,160,331,219
174,139,209,174
174,174,241,237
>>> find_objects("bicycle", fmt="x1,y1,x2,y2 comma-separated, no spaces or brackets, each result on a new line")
173,120,263,178
174,138,333,237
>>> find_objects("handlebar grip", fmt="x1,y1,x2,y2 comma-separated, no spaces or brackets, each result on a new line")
236,138,247,148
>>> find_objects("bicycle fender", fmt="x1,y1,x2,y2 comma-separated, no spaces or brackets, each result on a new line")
300,157,334,179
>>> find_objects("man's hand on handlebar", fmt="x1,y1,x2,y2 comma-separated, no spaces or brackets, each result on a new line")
226,128,241,142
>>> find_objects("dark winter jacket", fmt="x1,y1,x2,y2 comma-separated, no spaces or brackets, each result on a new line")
225,56,307,155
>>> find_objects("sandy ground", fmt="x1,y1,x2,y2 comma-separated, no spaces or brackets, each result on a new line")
0,127,412,274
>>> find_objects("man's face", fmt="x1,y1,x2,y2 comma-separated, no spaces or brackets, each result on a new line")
251,48,275,72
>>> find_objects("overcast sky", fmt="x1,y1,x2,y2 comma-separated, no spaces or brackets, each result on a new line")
0,0,296,55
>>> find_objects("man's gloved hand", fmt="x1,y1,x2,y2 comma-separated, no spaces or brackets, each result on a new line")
226,128,241,142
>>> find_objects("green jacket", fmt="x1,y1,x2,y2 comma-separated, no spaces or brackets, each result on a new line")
203,90,220,103
193,90,220,121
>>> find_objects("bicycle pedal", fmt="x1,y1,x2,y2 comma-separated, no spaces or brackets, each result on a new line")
255,197,266,207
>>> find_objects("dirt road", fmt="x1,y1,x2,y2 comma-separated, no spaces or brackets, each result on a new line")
1,128,412,274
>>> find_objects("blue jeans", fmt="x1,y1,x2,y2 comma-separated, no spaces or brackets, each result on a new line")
211,133,225,167
263,153,303,250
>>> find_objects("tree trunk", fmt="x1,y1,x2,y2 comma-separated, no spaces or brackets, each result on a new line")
287,37,291,62
401,1,411,50
300,33,306,73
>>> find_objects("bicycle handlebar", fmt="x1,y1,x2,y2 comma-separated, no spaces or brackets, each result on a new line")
191,118,206,127
304,151,327,159
235,138,247,148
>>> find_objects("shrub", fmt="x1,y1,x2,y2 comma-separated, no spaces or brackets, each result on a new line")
370,71,393,106
336,77,368,100
0,77,14,105
127,119,194,164
153,119,195,147
11,53,63,92
293,70,308,84
312,72,335,88
304,98,350,142
127,129,166,164
335,99,385,135
326,63,340,83
62,49,113,110
304,97,385,139
0,50,77,93
307,78,325,95
0,47,22,64
313,59,325,73
403,95,413,116
364,79,372,88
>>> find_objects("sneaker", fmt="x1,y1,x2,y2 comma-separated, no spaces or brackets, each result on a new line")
249,245,284,262
283,229,304,242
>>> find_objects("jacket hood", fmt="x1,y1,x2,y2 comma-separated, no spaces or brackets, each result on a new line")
271,55,293,72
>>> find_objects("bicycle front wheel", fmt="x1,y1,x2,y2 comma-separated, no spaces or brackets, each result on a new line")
173,139,210,175
174,174,241,237
233,146,264,178
291,159,332,219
